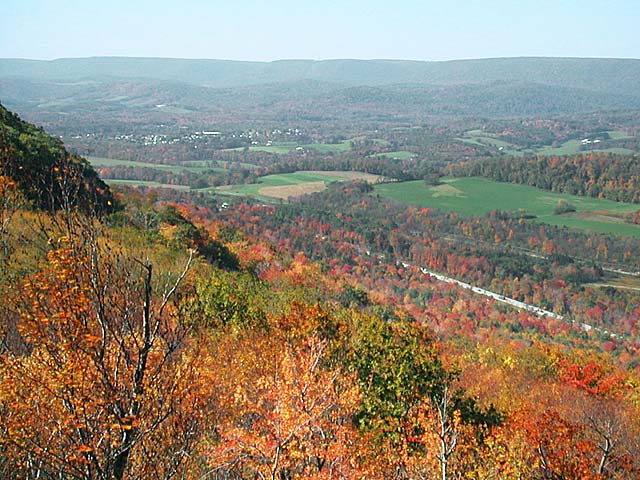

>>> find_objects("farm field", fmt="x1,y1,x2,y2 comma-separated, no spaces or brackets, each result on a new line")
536,140,634,156
608,130,634,140
584,274,640,292
87,156,225,172
222,143,298,154
105,179,192,190
372,151,415,160
535,139,583,156
457,131,524,156
306,142,352,153
457,129,636,157
536,130,635,155
222,141,351,154
216,170,383,200
374,177,640,237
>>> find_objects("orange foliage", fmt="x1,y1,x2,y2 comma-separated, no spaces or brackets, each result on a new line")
0,239,205,479
205,335,365,480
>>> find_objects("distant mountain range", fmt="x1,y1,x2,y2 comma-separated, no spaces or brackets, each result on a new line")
2,57,639,123
2,57,640,93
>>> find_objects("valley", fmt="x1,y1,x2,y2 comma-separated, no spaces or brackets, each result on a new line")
2,55,640,479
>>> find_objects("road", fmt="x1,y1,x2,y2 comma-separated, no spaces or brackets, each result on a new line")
399,261,619,338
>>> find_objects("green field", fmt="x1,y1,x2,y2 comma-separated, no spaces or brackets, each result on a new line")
87,156,225,173
218,172,333,196
375,177,640,237
535,140,634,156
535,140,583,156
222,141,351,154
105,179,192,191
459,134,519,149
607,130,634,140
373,151,415,160
535,131,634,156
457,133,526,156
458,129,636,157
306,142,352,153
221,142,295,154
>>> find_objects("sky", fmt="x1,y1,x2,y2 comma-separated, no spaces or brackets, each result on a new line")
2,0,639,62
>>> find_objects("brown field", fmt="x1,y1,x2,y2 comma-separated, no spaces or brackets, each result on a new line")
302,171,385,183
570,210,627,224
259,182,327,199
584,274,640,292
585,283,640,292
217,170,388,200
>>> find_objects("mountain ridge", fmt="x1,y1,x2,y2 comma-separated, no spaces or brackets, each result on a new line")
2,56,639,96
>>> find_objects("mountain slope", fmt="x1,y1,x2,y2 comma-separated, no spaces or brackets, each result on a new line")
0,103,117,212
2,76,638,124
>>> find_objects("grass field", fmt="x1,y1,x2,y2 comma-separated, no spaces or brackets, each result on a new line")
458,129,636,157
306,142,352,153
222,141,351,154
607,130,634,140
105,179,192,191
535,140,634,156
459,134,520,150
373,151,415,160
374,177,640,237
457,131,525,156
585,275,640,292
221,142,296,154
535,140,583,156
87,156,225,173
217,171,383,200
536,130,635,156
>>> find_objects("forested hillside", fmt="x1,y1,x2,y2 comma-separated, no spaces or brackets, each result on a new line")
3,78,640,129
0,103,117,212
1,106,640,479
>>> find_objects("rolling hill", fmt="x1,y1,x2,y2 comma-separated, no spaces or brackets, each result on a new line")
1,57,639,95
2,57,640,127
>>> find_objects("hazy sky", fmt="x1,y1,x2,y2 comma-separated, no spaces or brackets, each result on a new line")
2,0,639,61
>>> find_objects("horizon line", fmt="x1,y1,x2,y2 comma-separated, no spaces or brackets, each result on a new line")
3,55,640,63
